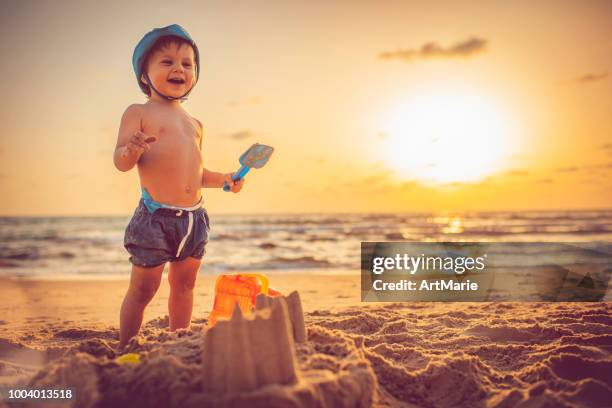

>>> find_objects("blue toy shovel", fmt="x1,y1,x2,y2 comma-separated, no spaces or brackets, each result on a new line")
223,143,274,192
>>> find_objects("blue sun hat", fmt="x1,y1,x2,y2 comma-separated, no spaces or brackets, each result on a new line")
132,24,200,101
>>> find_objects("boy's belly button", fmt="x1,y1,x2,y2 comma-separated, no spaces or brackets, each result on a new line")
185,185,191,193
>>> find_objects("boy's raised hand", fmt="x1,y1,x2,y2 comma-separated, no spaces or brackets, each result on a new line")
223,173,245,193
122,131,157,158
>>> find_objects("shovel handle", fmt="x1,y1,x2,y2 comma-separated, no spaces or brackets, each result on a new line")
223,165,251,192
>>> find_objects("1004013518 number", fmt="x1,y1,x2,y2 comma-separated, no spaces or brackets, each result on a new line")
0,387,75,401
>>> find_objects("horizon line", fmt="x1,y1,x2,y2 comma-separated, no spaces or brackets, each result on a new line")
1,206,611,218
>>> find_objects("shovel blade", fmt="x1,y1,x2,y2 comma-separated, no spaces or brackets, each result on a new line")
239,143,274,169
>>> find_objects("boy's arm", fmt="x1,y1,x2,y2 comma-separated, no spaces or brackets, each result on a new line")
196,119,244,192
113,105,154,172
202,168,245,193
202,168,227,188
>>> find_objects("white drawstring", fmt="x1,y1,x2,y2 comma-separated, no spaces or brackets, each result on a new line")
175,211,194,257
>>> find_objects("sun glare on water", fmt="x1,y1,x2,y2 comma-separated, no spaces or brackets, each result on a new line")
381,90,517,185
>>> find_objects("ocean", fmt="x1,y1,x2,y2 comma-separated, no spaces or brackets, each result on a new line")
1,210,611,278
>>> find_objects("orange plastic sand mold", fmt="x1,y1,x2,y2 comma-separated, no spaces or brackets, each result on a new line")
208,273,282,327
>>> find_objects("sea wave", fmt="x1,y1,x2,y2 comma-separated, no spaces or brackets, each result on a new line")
1,210,611,277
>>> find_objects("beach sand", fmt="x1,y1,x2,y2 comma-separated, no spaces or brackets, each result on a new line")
0,273,610,407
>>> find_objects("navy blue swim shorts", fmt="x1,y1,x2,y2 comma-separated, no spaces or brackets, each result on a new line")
123,199,210,268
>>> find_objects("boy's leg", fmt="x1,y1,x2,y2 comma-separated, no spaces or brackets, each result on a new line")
119,263,165,347
168,256,201,331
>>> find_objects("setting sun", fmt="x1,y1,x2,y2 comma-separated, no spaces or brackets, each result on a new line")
381,89,517,185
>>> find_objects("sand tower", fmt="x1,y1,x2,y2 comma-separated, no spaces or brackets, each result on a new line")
255,290,306,343
201,295,299,393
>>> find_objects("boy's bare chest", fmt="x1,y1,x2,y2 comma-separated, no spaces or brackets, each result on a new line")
141,111,201,161
143,114,199,144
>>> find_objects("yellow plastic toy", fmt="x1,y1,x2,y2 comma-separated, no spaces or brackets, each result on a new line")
208,273,281,327
115,353,141,365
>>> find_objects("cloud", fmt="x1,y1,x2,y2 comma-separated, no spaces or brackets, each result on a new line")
582,162,612,171
363,174,388,184
400,181,418,189
552,163,611,177
571,72,608,84
556,166,579,173
225,130,254,140
583,176,605,184
507,169,529,176
558,72,609,86
379,37,487,62
536,178,554,184
329,171,395,194
227,97,262,107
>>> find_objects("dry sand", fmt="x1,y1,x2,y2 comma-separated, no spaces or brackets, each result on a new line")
0,274,610,407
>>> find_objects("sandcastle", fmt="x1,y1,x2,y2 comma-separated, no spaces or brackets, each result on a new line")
198,290,376,407
201,294,299,393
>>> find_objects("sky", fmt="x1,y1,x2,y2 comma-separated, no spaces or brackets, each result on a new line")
0,0,611,215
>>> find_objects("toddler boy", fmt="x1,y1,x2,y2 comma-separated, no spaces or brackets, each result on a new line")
113,24,243,347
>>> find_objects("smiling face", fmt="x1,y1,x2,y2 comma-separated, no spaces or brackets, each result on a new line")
141,40,196,100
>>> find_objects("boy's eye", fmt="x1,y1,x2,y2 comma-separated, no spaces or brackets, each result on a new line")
183,63,192,68
161,60,172,64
